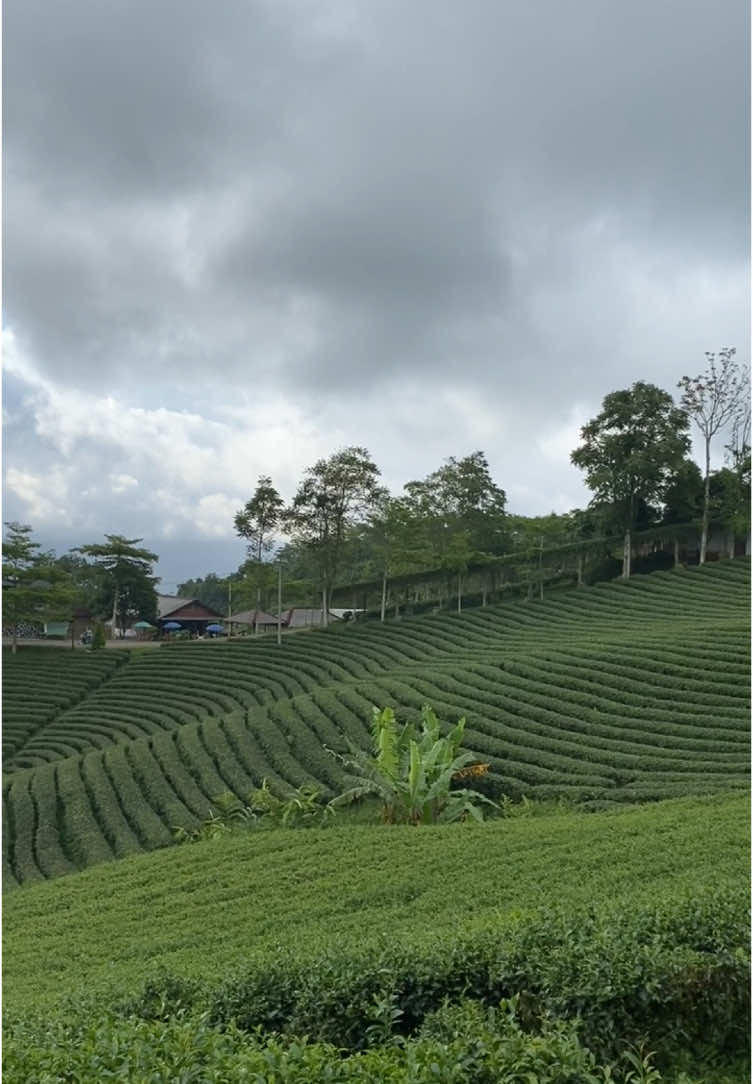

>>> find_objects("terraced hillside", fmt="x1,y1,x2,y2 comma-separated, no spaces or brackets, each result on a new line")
3,559,749,887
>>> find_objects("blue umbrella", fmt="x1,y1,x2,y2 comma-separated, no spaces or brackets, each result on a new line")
163,621,182,630
206,623,225,633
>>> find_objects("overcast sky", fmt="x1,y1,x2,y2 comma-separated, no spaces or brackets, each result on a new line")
3,0,749,589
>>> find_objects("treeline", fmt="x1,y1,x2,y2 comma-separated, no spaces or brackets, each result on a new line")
184,363,750,620
2,531,160,649
4,355,749,636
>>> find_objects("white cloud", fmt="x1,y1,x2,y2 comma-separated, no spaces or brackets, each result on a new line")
4,466,75,527
538,404,590,465
194,493,245,538
109,473,139,494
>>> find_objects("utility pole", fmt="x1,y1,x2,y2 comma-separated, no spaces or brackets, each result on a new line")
277,561,282,646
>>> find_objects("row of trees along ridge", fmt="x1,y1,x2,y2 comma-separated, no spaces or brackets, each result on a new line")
3,351,749,639
228,355,748,618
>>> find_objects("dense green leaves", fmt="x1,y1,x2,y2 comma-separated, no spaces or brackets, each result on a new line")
0,1004,676,1084
4,794,747,1013
75,533,159,637
571,383,691,576
2,522,77,653
331,704,496,824
4,874,748,1081
2,559,749,883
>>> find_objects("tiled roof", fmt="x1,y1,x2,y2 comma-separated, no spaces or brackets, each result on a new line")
280,608,343,627
157,596,224,620
157,594,191,618
229,609,278,625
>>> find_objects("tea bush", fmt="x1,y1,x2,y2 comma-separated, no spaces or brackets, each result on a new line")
5,996,745,1083
3,559,749,883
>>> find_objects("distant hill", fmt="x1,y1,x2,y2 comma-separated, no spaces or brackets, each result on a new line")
3,558,749,887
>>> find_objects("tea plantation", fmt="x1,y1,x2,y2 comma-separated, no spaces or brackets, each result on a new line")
2,561,750,1081
2,795,749,1081
2,559,749,886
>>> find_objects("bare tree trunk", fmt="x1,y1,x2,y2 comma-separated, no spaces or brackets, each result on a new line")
12,630,17,655
727,529,735,559
673,537,680,568
481,580,488,607
622,529,631,579
538,535,544,600
457,574,462,613
576,552,584,587
321,586,328,627
380,571,387,623
277,562,282,646
111,584,119,640
700,438,711,565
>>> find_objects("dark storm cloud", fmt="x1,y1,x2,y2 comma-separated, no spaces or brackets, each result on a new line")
4,0,748,401
3,0,749,585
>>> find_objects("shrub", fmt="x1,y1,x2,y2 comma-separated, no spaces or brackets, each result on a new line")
113,886,748,1059
330,704,498,825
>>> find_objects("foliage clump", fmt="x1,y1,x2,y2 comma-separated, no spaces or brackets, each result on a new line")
173,780,334,843
330,704,498,825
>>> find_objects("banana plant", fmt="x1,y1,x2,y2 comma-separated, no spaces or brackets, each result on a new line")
329,704,497,825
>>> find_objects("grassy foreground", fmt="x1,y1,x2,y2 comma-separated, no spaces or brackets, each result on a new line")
4,793,747,1015
3,795,749,1080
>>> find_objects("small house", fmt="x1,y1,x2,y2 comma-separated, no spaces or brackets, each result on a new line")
228,608,279,634
156,594,226,635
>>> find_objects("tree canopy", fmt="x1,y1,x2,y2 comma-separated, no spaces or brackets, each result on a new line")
678,347,748,563
75,535,159,638
2,523,75,653
571,382,690,576
282,447,386,624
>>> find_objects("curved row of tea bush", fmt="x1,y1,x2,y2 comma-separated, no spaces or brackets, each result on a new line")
2,560,749,883
2,650,126,768
4,794,747,1012
5,887,748,1083
4,633,749,886
3,796,749,1082
4,560,748,772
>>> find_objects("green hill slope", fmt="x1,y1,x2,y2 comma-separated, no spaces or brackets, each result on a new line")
4,792,747,1016
2,559,749,886
3,794,749,1082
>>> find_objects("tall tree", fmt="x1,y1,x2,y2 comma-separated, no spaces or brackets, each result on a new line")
405,451,507,558
661,459,704,567
677,347,747,564
405,451,506,609
234,476,284,565
234,476,284,630
370,496,433,621
2,523,74,654
709,460,751,558
75,535,159,639
283,447,385,626
571,382,690,578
